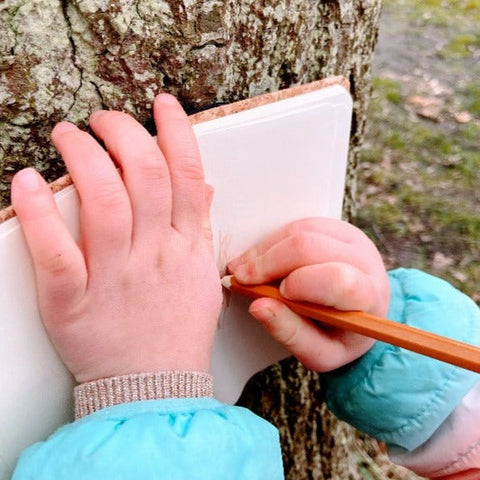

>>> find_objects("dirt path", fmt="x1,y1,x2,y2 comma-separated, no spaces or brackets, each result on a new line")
374,1,480,91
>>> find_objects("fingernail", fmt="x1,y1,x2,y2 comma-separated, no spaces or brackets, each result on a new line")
279,281,293,299
15,168,42,192
52,121,77,135
156,93,178,105
234,263,249,282
228,253,247,271
89,110,107,122
226,259,237,272
249,305,275,323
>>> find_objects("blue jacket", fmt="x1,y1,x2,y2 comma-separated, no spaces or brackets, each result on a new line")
324,268,480,452
13,398,283,479
13,269,480,478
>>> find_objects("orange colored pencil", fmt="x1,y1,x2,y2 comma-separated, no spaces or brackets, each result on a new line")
221,275,480,373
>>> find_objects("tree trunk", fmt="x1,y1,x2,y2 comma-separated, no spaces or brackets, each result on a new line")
1,1,418,479
1,0,377,214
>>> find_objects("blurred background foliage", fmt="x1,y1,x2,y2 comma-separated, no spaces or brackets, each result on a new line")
355,0,480,304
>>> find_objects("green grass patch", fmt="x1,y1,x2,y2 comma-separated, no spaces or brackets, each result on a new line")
357,70,480,304
409,125,458,157
460,83,480,116
384,0,480,25
440,33,480,59
371,77,403,105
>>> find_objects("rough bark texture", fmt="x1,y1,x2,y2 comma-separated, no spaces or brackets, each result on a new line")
0,1,414,479
238,357,423,480
1,0,379,214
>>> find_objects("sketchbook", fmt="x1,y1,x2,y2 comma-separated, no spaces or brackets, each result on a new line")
0,78,352,477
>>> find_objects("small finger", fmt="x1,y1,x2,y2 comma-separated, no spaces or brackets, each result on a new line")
154,93,205,236
51,122,132,268
11,168,86,310
88,109,172,240
228,217,368,272
231,230,362,285
248,297,374,372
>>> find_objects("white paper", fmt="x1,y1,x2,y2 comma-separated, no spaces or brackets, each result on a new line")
0,84,351,477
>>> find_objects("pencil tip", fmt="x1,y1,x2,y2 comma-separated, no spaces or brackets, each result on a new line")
221,275,233,289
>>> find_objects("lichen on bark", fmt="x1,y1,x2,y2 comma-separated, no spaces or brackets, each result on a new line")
2,0,379,214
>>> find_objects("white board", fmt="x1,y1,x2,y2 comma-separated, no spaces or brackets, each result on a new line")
0,83,352,477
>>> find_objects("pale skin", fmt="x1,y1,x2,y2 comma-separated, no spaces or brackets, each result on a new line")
11,95,476,479
11,94,223,383
227,217,390,372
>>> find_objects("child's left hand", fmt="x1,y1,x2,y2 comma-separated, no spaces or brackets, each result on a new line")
11,94,223,384
227,217,390,372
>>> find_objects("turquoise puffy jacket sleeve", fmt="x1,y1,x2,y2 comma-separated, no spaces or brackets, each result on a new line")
13,398,284,479
324,268,480,452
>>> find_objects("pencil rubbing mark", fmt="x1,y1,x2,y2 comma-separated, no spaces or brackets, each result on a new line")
217,231,233,328
216,230,233,277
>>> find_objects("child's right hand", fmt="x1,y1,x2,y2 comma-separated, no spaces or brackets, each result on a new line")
227,217,390,372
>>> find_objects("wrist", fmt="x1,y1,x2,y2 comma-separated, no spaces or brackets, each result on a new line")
70,345,214,384
74,371,214,419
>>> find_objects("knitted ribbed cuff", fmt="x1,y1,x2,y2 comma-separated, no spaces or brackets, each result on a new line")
74,371,214,419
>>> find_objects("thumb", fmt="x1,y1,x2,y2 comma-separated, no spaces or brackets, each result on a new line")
248,297,374,372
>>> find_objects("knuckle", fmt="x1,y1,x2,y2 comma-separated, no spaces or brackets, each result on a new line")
135,150,167,180
172,157,204,182
93,181,127,210
334,264,356,291
237,249,256,266
40,251,74,277
278,320,299,349
332,264,366,306
289,232,315,260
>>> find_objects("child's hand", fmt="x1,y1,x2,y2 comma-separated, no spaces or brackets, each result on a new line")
11,94,222,383
227,218,390,372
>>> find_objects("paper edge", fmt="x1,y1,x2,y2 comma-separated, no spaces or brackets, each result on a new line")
0,77,349,225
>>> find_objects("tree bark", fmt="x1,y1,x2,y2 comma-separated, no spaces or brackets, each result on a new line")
1,1,420,479
1,0,378,214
